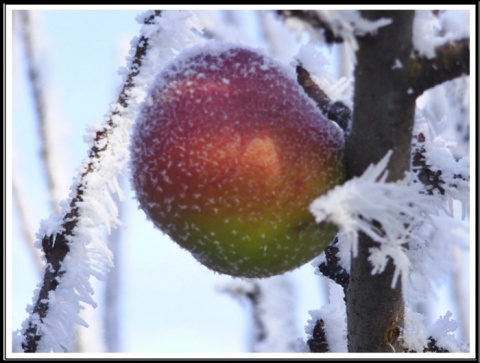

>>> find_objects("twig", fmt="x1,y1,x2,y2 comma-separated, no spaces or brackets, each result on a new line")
296,64,351,131
21,10,162,353
409,38,470,97
317,238,350,294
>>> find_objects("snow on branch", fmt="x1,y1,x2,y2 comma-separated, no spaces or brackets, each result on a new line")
410,10,470,97
409,38,469,97
310,151,438,289
403,310,468,352
303,282,348,353
15,10,166,353
412,110,470,217
277,10,391,64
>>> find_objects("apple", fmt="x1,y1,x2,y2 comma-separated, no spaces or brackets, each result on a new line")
130,43,345,278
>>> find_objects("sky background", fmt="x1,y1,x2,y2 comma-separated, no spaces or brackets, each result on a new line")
9,7,473,355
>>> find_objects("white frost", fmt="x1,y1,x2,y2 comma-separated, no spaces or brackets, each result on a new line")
304,282,347,352
427,311,466,352
310,151,437,288
316,11,392,64
413,10,470,58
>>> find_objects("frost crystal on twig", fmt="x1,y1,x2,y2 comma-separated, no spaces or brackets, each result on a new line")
310,151,437,288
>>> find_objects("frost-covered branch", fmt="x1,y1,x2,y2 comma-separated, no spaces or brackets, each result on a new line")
296,64,351,131
277,10,391,65
410,38,470,97
310,151,437,290
303,282,348,353
412,132,469,198
18,10,163,353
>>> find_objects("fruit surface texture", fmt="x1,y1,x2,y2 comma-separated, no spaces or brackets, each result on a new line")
131,44,345,277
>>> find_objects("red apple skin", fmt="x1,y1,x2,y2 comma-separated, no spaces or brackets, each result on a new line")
131,44,345,278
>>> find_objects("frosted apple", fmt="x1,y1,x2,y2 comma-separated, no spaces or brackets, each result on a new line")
131,44,345,278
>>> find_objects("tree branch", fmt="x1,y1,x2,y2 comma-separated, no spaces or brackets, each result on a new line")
412,132,469,195
296,64,351,131
410,38,470,97
21,10,162,353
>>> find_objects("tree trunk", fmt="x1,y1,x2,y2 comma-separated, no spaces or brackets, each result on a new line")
345,10,416,352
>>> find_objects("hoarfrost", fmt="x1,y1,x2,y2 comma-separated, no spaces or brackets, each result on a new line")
413,106,470,217
427,311,465,352
304,282,347,352
310,151,438,289
316,11,392,64
413,10,470,58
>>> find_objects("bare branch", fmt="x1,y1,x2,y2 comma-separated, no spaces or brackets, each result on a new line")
21,10,162,353
411,132,468,195
296,64,351,131
410,38,470,97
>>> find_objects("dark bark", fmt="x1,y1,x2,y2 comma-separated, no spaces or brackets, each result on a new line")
307,320,329,353
318,238,350,294
410,38,469,98
345,11,417,352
